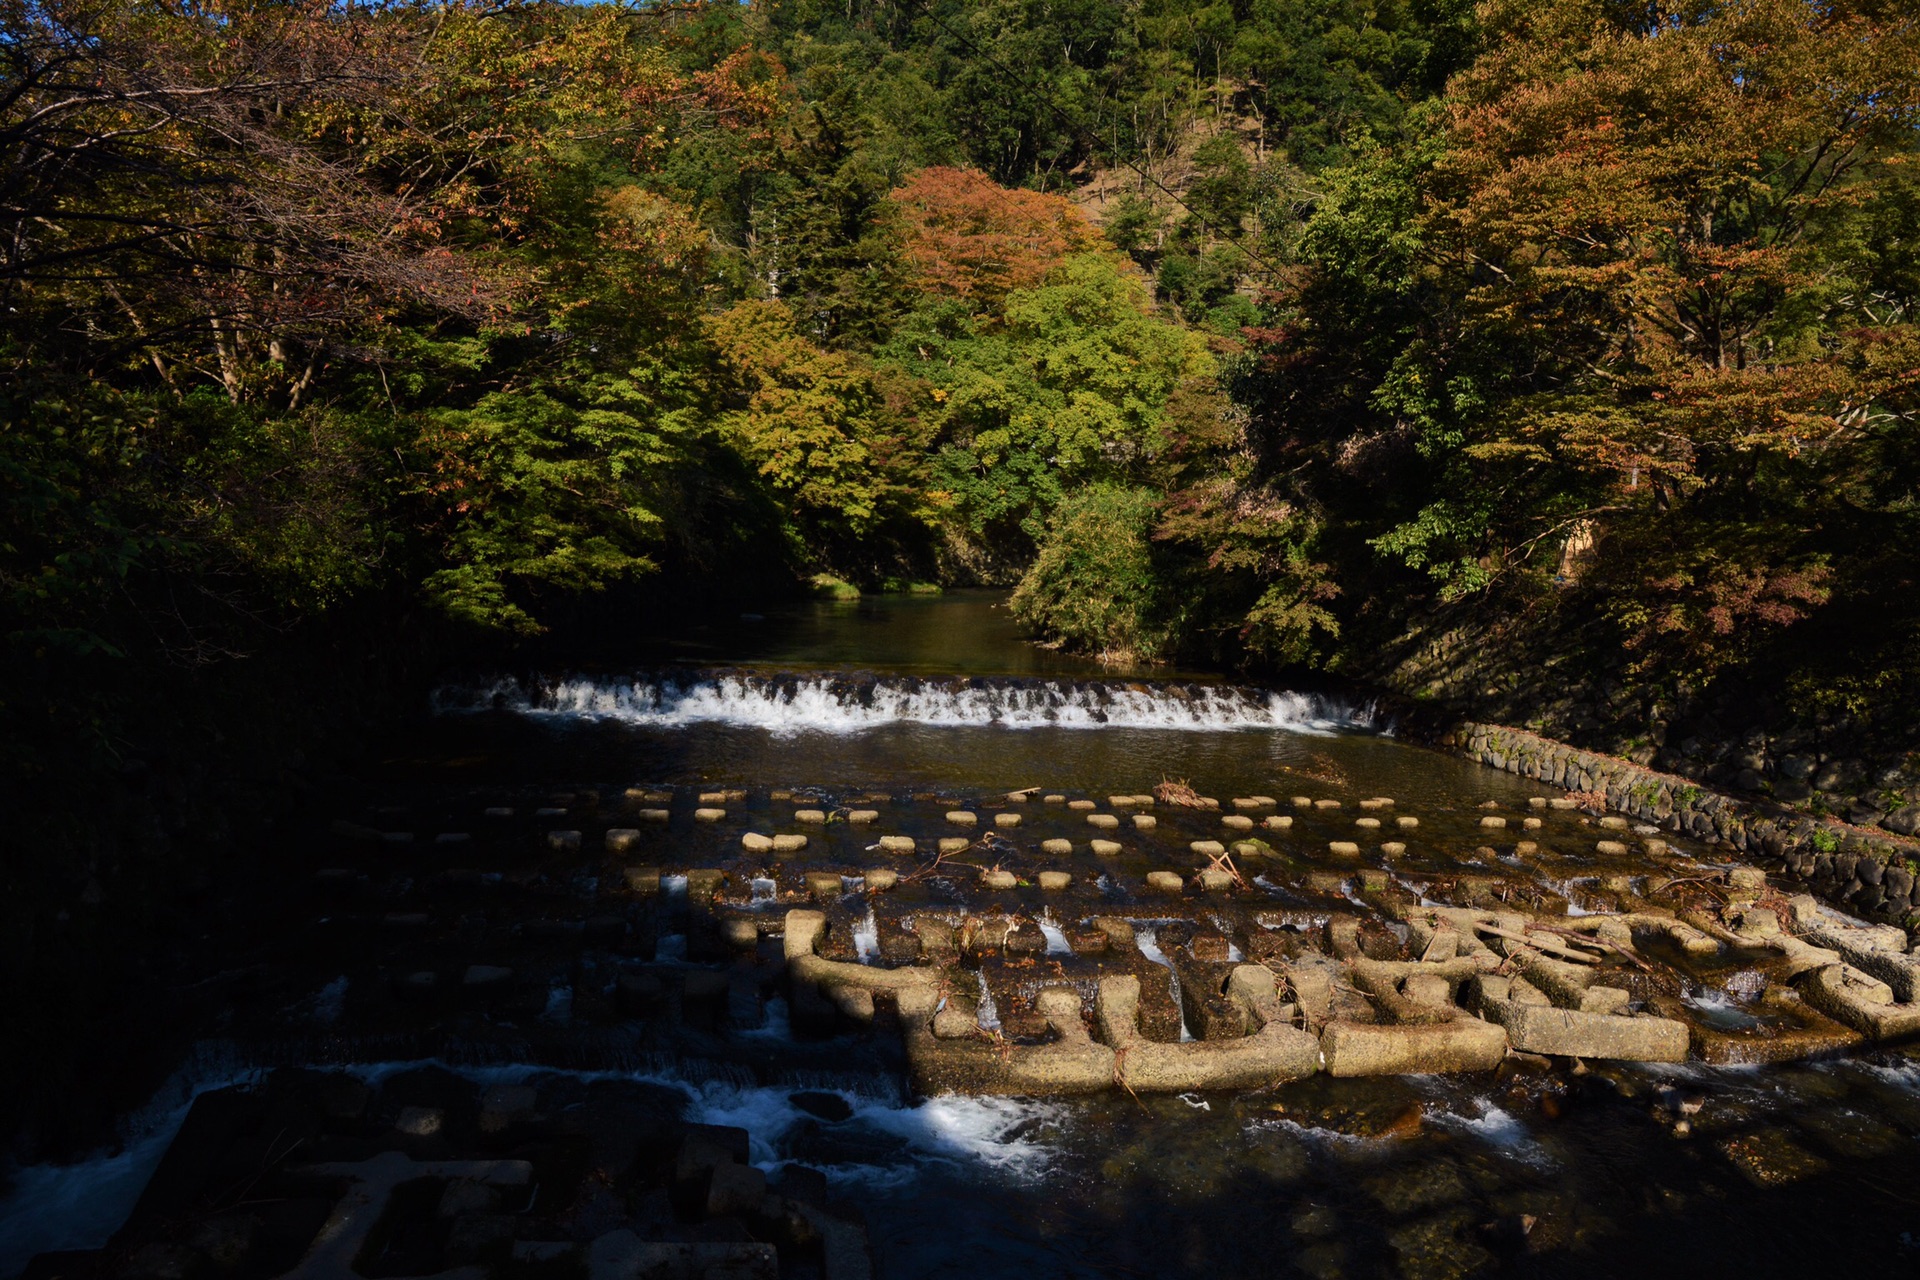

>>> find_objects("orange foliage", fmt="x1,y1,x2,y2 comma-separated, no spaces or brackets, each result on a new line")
887,167,1106,303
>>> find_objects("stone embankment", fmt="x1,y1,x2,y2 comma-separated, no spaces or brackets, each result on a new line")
1448,722,1920,928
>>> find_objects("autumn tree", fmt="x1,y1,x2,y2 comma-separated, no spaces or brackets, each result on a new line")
888,166,1106,305
705,300,930,561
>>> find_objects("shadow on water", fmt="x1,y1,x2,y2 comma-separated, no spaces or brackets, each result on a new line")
8,591,1920,1278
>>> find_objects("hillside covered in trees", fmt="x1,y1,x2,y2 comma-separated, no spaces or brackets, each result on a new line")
6,0,1920,775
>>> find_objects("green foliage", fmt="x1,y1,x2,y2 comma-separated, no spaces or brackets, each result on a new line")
705,300,929,557
810,573,862,600
883,252,1213,549
1011,484,1173,661
415,358,704,634
1810,829,1840,855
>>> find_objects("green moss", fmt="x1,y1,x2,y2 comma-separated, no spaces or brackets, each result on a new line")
809,573,861,601
1810,829,1839,854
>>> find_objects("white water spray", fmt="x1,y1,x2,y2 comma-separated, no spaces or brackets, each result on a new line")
435,673,1377,735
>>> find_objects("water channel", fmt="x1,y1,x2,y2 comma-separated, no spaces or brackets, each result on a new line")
4,590,1919,1278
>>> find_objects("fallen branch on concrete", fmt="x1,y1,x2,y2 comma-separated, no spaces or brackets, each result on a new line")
1474,921,1604,964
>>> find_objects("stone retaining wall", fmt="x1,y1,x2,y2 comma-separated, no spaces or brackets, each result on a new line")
1446,722,1920,929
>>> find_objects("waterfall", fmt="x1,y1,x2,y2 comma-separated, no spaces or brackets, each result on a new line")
434,670,1378,734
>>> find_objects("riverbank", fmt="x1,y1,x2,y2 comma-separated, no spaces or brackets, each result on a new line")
1441,720,1920,931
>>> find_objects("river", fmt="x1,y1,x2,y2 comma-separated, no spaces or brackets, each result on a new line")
3,590,1918,1279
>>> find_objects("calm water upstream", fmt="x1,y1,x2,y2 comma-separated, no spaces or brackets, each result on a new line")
4,591,1919,1279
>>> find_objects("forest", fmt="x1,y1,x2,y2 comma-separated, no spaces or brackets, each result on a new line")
5,0,1920,782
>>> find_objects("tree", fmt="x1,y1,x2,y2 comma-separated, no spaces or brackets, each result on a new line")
704,299,927,557
879,249,1216,552
888,166,1105,305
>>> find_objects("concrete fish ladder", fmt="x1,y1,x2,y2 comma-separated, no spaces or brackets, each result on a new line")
1094,970,1321,1092
899,986,1117,1096
786,910,1320,1093
1781,895,1920,1040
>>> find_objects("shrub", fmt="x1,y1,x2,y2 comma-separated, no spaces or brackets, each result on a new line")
1011,484,1172,663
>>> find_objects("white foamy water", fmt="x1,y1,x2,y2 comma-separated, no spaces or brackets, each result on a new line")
434,673,1376,735
0,1050,1060,1272
975,970,1001,1032
1037,909,1071,955
680,1080,1063,1183
853,908,879,962
0,1053,258,1277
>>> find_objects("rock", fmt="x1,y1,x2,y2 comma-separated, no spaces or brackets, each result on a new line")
706,1161,767,1217
980,870,1016,889
479,1084,537,1133
1042,838,1073,854
994,813,1021,827
1147,871,1185,893
772,834,808,852
587,1230,777,1280
877,836,915,853
1328,842,1361,856
1480,816,1507,829
606,828,641,852
547,830,582,851
1717,1131,1831,1189
741,833,774,853
1397,816,1420,828
866,869,899,891
938,837,970,853
1039,871,1072,890
1265,815,1293,830
1090,839,1121,856
1382,842,1407,855
1068,799,1096,811
795,809,827,824
946,810,977,826
1595,841,1629,856
1088,813,1120,829
694,808,726,822
1191,840,1226,857
637,808,670,823
1133,814,1158,830
395,1106,444,1136
1222,814,1254,830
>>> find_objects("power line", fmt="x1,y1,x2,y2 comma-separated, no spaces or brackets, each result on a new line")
900,0,1287,278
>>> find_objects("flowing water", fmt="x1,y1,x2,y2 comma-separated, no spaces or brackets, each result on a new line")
5,591,1920,1278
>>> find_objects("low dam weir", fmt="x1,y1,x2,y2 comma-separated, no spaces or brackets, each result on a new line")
13,596,1920,1280
434,669,1379,733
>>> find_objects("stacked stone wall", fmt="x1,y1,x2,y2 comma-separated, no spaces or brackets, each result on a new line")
1447,722,1920,929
